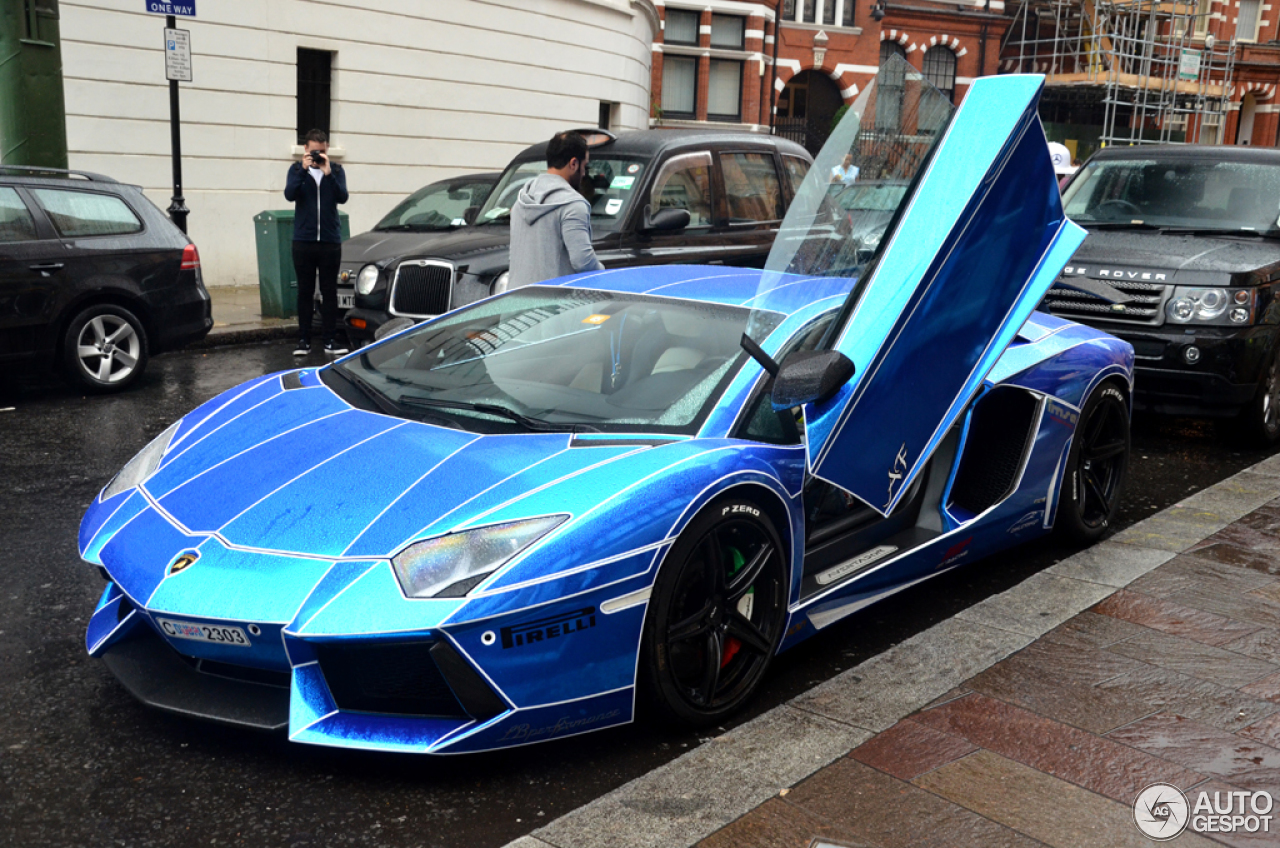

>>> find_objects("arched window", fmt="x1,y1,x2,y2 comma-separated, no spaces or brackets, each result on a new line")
922,45,957,103
877,41,907,133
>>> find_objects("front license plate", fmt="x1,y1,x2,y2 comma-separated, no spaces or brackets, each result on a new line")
157,617,251,647
316,292,355,309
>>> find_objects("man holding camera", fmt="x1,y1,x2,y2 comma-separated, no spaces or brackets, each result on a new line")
285,128,349,355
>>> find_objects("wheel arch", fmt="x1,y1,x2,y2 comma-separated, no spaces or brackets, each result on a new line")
53,289,155,356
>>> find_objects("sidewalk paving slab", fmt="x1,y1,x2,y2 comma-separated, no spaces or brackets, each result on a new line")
511,464,1280,848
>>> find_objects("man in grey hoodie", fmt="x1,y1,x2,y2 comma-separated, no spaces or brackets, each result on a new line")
509,131,606,287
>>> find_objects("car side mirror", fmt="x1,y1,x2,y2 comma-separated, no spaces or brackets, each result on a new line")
463,206,479,226
644,207,690,232
770,350,856,410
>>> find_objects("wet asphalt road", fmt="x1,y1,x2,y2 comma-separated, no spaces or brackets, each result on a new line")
1,342,1275,848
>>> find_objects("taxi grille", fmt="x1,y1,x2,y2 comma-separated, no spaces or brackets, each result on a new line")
1042,279,1168,326
391,262,452,316
315,641,468,718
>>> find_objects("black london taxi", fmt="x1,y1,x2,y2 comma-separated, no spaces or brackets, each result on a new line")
343,128,813,345
1043,145,1280,443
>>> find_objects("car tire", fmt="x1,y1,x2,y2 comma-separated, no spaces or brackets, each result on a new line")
640,498,788,728
1237,346,1280,446
62,304,149,393
1055,381,1130,545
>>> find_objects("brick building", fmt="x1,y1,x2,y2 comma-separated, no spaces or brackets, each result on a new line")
649,0,1010,150
650,0,1280,152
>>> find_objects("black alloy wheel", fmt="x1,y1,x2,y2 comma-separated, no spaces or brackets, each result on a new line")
642,499,788,726
1056,382,1130,544
1238,346,1280,446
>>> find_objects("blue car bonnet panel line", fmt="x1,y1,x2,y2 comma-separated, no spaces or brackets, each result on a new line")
805,75,1088,516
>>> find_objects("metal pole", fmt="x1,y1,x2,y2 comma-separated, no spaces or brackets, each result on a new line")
769,0,782,133
166,14,189,233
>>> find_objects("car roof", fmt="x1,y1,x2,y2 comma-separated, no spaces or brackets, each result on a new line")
1086,144,1280,165
511,129,811,163
0,165,120,185
442,171,503,183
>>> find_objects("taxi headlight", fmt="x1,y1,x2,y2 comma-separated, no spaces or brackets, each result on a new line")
492,271,511,295
102,421,180,500
391,516,567,599
355,264,380,296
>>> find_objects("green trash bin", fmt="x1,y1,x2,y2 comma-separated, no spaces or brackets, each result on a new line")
253,210,351,319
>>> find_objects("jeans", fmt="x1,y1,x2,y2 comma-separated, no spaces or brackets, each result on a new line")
293,240,342,341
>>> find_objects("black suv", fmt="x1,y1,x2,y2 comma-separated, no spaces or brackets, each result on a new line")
1044,146,1280,442
344,129,813,344
0,167,211,391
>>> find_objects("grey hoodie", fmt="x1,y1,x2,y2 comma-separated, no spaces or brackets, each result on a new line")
509,173,605,287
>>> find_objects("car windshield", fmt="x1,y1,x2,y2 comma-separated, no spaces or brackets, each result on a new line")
474,154,648,234
1063,158,1280,234
375,179,495,231
757,55,956,296
835,182,909,212
333,287,782,435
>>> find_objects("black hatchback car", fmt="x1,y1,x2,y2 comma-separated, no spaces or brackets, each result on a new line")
0,166,211,391
1044,146,1280,442
344,129,813,344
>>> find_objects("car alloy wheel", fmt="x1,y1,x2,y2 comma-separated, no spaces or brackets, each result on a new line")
643,499,787,726
63,305,149,392
1242,347,1280,446
1057,382,1129,544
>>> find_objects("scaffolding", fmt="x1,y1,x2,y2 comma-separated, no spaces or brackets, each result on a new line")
1001,0,1236,147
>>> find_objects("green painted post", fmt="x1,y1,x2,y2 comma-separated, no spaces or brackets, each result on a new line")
0,0,69,169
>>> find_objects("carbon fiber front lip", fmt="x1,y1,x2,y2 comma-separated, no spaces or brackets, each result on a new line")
102,627,289,731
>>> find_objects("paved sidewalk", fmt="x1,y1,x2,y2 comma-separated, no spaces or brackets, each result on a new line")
196,284,296,348
511,456,1280,848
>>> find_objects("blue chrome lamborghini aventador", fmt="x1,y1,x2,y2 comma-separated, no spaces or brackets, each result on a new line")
78,69,1134,753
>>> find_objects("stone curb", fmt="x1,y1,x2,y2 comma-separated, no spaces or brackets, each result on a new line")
506,454,1280,848
189,325,297,350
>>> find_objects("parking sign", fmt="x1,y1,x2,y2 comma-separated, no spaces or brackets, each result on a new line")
164,28,192,82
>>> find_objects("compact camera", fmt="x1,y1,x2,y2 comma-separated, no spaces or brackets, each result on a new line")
308,151,326,168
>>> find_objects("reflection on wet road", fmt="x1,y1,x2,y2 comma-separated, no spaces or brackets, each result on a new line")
1,343,1274,848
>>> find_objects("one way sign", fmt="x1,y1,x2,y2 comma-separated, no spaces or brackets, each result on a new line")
145,1,196,17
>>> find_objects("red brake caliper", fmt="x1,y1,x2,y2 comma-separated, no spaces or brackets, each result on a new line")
721,546,746,668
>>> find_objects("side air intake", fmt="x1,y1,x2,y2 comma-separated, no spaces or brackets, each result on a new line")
947,387,1040,515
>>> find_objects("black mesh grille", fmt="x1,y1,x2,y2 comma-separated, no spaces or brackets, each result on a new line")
391,263,452,316
948,388,1039,515
1042,279,1167,325
315,641,468,717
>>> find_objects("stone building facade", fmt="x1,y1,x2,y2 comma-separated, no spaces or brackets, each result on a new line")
57,0,659,286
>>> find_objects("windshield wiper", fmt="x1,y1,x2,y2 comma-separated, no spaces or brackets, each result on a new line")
1077,221,1164,231
327,365,403,417
1156,227,1280,239
374,223,452,232
398,396,598,432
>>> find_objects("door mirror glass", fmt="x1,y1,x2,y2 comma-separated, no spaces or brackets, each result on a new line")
771,350,855,410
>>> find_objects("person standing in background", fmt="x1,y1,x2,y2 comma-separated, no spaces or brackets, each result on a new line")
285,129,349,355
831,153,859,186
509,131,605,287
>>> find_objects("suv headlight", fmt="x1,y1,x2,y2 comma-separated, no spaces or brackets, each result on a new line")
391,516,566,599
103,421,180,500
1166,287,1253,325
492,271,510,295
355,264,380,296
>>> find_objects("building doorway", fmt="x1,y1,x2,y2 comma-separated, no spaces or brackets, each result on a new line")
1237,93,1258,145
776,70,844,154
